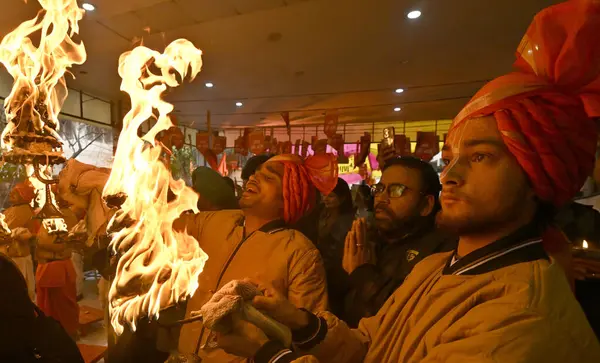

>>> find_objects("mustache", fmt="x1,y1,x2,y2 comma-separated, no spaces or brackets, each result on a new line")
441,190,469,201
374,203,395,216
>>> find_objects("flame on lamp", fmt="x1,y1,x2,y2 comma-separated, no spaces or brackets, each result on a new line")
0,213,11,235
0,0,86,233
583,240,589,249
104,39,207,334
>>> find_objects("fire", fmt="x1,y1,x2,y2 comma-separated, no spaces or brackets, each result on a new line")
0,0,86,147
104,39,207,334
0,0,86,230
583,240,589,249
0,213,11,235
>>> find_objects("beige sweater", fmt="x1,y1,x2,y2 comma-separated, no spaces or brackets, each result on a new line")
295,252,600,363
174,210,328,362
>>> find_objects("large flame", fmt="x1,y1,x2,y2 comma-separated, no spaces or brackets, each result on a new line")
0,0,86,230
0,0,86,149
105,39,207,334
0,213,11,235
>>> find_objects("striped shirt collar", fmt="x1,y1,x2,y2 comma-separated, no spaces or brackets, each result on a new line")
443,222,549,276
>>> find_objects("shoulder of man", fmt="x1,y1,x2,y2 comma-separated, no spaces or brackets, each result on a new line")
273,227,318,251
391,229,457,267
172,209,244,236
415,228,458,253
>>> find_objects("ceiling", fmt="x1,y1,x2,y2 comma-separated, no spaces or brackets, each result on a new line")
0,0,561,130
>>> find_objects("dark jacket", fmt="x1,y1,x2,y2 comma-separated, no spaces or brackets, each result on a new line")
316,212,354,316
342,227,457,327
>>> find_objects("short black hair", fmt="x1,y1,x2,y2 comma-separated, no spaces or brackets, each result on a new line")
382,156,441,213
329,178,355,215
241,154,273,180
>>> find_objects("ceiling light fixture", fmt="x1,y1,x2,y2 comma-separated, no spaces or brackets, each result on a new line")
236,102,243,107
205,82,214,88
395,88,404,94
407,10,421,19
82,3,95,11
394,107,402,112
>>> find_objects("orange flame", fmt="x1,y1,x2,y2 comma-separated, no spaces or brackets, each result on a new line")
0,0,86,149
104,39,207,334
0,0,86,229
0,213,11,235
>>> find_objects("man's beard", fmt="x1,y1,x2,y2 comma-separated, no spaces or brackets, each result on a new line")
374,205,428,239
436,202,522,236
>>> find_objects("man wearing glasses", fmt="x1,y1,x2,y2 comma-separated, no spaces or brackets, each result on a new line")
341,156,456,327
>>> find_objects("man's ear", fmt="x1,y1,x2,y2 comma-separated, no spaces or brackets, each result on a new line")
419,195,435,217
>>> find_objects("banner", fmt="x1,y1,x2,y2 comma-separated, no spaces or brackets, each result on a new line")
248,131,266,155
356,132,371,166
394,135,411,156
414,132,439,161
313,139,328,155
234,136,248,156
301,141,310,158
282,141,292,154
324,111,338,138
196,132,210,153
330,134,347,163
213,136,227,155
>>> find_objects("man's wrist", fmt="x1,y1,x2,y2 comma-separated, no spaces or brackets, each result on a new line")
254,341,296,363
288,309,311,330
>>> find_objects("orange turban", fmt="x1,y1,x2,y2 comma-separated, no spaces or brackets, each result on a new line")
452,0,600,207
268,154,338,225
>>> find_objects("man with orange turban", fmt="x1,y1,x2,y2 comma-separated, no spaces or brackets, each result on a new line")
0,182,38,300
170,153,336,362
212,1,600,362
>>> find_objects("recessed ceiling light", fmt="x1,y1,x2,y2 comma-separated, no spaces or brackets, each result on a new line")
205,82,214,88
407,10,421,19
82,3,95,11
395,88,404,94
394,107,402,112
236,102,243,107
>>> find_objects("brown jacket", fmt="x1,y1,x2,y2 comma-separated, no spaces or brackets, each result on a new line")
175,210,328,362
294,252,600,363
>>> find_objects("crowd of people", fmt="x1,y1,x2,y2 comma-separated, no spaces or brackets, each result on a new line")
2,0,600,362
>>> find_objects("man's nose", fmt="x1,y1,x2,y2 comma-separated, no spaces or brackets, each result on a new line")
441,162,465,187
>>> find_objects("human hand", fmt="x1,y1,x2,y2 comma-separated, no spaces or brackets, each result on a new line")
573,258,600,280
215,319,269,358
251,284,310,330
11,227,33,241
343,218,374,274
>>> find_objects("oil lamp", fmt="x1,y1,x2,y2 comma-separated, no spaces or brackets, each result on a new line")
1,95,68,237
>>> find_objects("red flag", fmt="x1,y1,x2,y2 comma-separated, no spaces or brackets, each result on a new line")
203,149,218,170
217,152,228,176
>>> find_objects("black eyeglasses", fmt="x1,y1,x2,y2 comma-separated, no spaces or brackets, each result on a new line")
371,183,420,198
